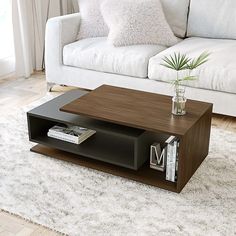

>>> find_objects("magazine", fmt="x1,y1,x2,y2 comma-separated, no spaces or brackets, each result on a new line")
47,124,96,144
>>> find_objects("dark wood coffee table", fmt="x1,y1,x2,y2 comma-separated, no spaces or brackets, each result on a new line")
27,85,212,193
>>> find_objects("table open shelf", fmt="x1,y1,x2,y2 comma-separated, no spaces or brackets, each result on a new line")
28,114,169,171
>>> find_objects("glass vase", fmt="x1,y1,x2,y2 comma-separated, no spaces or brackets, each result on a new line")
172,86,187,115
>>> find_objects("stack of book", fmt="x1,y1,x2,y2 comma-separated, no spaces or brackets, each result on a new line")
165,136,179,182
150,136,179,182
47,124,96,144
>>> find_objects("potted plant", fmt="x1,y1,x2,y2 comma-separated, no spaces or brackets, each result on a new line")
161,52,210,115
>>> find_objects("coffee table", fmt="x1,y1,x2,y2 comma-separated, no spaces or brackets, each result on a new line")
27,85,212,193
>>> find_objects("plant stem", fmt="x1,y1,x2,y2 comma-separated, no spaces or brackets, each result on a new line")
176,71,181,114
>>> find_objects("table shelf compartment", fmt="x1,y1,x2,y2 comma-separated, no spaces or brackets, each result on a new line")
28,115,169,170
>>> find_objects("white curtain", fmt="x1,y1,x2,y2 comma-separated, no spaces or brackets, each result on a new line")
12,0,79,78
0,0,15,78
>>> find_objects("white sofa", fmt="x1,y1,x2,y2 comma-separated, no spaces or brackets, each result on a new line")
45,0,236,116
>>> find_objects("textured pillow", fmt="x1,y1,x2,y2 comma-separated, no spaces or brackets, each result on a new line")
101,0,179,47
77,0,108,40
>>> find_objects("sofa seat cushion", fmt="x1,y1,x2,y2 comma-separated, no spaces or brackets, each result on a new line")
63,37,167,78
148,37,236,94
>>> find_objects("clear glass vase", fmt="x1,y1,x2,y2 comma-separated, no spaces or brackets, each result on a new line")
172,86,187,115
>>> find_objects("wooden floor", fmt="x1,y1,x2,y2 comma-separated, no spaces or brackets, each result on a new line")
0,210,60,236
0,73,235,236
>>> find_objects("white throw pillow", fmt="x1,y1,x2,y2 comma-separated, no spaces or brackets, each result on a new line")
101,0,179,47
77,0,108,40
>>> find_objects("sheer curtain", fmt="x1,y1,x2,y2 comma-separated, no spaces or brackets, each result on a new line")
0,0,15,78
12,0,79,78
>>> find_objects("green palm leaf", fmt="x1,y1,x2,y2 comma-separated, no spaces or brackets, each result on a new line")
187,51,210,70
161,52,191,71
170,76,197,86
160,51,210,87
178,76,198,82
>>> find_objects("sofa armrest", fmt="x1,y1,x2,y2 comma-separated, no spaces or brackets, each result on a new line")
45,13,81,71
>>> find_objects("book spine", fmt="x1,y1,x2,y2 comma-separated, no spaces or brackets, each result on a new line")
166,143,172,181
47,132,78,144
171,141,177,182
175,141,179,181
166,142,177,182
77,131,96,144
48,130,78,142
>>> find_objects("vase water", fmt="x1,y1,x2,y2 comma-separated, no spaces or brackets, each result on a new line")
172,86,187,115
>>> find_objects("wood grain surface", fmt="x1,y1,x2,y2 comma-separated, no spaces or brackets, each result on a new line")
60,85,212,136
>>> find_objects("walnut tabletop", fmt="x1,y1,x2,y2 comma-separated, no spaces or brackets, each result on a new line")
60,85,212,137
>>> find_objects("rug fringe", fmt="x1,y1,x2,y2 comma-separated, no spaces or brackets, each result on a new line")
0,208,68,235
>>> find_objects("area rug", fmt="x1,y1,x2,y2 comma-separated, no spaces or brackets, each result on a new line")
0,95,235,236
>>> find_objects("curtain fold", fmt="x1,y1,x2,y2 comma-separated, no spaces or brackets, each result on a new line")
12,0,79,78
12,0,34,77
0,0,15,78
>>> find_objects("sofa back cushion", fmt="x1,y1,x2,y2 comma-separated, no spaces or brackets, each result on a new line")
160,0,190,38
77,0,109,40
187,0,236,39
77,0,190,39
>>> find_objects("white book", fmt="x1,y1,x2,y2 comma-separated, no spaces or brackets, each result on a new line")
48,131,96,144
170,141,178,182
165,136,176,144
48,124,96,144
166,143,173,181
175,141,180,181
165,137,178,182
49,124,95,137
48,130,78,142
48,132,79,144
49,129,95,142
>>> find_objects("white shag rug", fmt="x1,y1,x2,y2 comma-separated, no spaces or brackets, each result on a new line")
0,95,236,236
